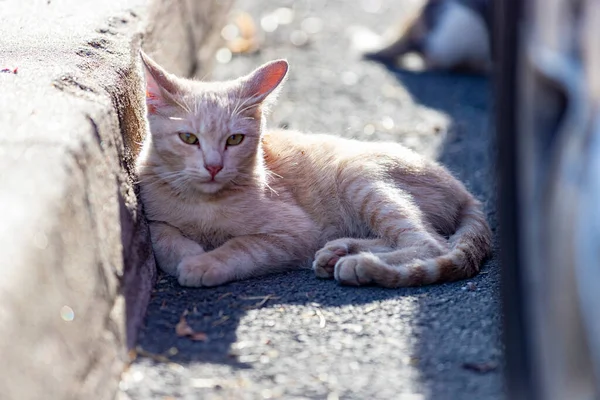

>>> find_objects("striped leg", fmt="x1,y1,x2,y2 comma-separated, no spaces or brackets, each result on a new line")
177,232,315,287
332,181,448,286
334,243,447,287
313,237,392,278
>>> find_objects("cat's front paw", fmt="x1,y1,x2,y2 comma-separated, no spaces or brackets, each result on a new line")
312,241,349,279
177,254,231,287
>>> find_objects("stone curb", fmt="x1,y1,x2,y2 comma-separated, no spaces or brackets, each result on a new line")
0,1,231,399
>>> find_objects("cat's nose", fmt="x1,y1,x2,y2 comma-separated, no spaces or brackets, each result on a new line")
205,164,223,178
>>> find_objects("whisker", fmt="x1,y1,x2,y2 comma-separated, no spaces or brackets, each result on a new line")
266,170,283,179
264,181,279,196
171,96,192,114
231,95,247,117
195,96,201,116
231,93,262,117
236,102,260,115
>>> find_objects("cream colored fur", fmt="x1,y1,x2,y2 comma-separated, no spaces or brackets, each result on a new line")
136,51,492,288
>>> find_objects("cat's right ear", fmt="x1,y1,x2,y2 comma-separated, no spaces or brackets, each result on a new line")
140,50,180,114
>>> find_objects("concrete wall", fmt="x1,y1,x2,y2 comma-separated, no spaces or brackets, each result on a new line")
0,0,231,399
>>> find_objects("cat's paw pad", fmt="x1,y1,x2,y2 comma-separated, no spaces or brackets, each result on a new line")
312,243,349,279
334,253,380,286
177,255,230,287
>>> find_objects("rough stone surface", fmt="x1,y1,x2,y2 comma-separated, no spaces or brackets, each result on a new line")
0,1,230,399
122,1,503,399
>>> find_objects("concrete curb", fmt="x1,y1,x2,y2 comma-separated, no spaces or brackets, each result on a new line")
0,1,231,399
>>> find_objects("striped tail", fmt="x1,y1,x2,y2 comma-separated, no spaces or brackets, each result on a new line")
432,198,493,282
368,198,493,288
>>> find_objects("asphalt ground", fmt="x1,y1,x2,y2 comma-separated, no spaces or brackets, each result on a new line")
121,1,503,399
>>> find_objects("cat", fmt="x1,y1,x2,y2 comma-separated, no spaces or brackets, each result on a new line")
362,0,492,74
136,50,492,288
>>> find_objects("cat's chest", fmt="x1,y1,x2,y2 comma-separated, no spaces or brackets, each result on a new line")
167,201,257,249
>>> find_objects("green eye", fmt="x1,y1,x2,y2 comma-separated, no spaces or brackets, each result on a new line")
226,134,245,146
178,132,198,145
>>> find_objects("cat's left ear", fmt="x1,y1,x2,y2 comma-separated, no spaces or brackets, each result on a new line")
140,50,181,114
239,59,289,107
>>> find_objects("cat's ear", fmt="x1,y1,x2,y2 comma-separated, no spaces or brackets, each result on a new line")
140,50,180,114
239,59,289,107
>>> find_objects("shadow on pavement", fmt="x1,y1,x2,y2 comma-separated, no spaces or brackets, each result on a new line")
389,66,502,397
137,270,427,367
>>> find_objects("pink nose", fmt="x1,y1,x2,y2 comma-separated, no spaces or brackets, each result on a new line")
205,164,223,178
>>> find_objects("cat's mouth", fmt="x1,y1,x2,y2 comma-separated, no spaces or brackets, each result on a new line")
196,181,225,194
191,177,227,192
181,171,231,193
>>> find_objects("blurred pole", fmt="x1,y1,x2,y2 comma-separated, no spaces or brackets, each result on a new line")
500,0,600,397
576,0,600,393
493,0,538,399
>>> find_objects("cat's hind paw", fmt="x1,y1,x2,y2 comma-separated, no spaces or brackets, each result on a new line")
312,242,349,279
177,254,230,287
334,253,380,286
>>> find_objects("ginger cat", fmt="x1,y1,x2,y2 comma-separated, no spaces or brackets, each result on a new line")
136,51,492,288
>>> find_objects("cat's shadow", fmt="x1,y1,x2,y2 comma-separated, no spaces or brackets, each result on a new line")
136,269,465,368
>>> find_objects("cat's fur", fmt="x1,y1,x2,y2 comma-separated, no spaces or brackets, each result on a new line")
136,51,492,288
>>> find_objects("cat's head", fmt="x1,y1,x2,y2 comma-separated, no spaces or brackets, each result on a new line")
139,51,288,195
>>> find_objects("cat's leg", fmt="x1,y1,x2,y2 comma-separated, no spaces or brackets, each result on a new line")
334,240,449,286
149,222,205,276
313,238,392,278
177,232,317,287
331,181,449,286
335,244,450,287
178,202,319,287
371,238,447,265
334,230,448,287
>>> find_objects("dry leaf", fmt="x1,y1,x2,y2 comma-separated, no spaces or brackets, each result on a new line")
175,315,194,337
236,11,257,40
190,332,208,341
175,312,208,341
226,11,259,54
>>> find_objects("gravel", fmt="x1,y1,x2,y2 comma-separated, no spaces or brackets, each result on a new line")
121,0,503,399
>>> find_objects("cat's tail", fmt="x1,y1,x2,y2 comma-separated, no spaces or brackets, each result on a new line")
373,197,492,288
431,197,493,283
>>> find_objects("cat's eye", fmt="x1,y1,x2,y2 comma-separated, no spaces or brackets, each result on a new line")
178,132,199,145
226,134,245,146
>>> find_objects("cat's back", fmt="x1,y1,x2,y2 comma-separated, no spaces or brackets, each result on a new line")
262,129,470,236
262,129,360,166
262,128,428,178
